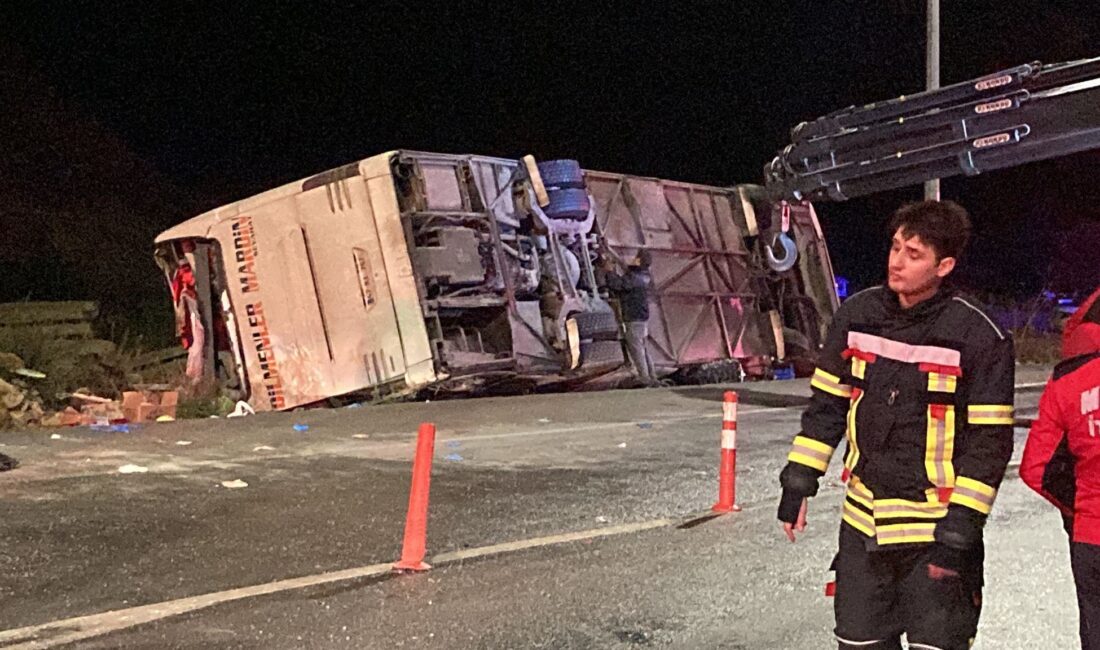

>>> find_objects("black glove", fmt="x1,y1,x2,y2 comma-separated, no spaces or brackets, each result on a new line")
927,542,969,574
777,463,820,524
777,489,806,524
930,507,984,574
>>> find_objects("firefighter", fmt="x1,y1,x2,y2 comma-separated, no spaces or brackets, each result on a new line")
777,201,1016,650
1021,285,1100,650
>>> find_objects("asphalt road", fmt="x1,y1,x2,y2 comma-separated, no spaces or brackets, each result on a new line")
0,366,1076,649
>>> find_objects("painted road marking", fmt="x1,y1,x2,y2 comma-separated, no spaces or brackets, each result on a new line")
0,520,674,649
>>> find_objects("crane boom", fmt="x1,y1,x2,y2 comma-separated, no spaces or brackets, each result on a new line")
765,57,1100,201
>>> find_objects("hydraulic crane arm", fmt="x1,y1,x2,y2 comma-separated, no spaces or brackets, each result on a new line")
765,57,1100,202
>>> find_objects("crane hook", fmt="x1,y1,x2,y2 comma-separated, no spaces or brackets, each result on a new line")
765,231,798,272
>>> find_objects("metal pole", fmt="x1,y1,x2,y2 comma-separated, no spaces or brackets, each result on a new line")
924,0,941,201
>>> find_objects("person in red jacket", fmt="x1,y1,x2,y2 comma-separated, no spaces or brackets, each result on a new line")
1021,285,1100,650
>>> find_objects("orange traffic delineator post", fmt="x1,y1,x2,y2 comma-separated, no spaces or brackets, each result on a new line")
712,391,741,513
394,422,436,572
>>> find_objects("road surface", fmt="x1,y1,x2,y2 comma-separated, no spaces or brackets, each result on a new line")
0,366,1076,649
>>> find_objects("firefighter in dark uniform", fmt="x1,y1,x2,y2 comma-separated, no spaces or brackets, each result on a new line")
777,201,1016,650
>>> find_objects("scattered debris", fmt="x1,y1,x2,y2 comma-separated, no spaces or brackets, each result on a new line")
618,442,628,448
61,407,82,426
0,377,23,409
50,433,62,440
175,440,193,446
538,418,551,423
445,453,464,462
74,393,126,426
293,424,310,432
118,464,148,474
156,415,176,422
0,372,47,428
227,400,255,418
352,434,370,439
220,479,248,489
41,407,82,428
121,389,178,423
0,301,172,429
446,440,462,449
636,422,653,429
72,392,113,404
91,424,131,434
596,516,609,524
252,445,276,452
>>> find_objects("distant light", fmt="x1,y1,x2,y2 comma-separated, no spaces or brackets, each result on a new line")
835,276,849,300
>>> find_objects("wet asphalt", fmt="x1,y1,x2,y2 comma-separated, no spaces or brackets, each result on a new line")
0,367,1075,649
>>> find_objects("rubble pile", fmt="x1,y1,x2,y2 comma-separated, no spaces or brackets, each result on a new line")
0,351,47,428
1,373,181,430
0,301,185,430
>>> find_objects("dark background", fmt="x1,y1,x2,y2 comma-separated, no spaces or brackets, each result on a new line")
2,1,1098,339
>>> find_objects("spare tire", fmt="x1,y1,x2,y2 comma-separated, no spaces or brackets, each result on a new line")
580,340,624,366
571,311,620,340
537,159,585,189
673,359,743,385
545,188,591,221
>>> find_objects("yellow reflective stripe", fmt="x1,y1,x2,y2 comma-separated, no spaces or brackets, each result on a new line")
949,492,992,515
956,476,997,498
848,476,874,499
873,498,948,519
846,482,874,510
950,476,998,515
876,522,936,545
924,405,956,490
847,491,873,511
811,368,852,398
851,357,867,380
788,452,828,473
844,391,864,471
967,404,1014,425
843,501,875,537
792,435,835,456
927,372,957,393
788,435,834,472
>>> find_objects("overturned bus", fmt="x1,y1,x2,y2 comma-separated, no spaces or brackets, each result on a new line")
154,150,839,411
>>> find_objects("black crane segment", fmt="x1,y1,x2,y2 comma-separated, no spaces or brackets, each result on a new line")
764,57,1100,202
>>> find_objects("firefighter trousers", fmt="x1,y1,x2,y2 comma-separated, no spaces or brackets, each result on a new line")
834,524,983,650
1074,542,1100,650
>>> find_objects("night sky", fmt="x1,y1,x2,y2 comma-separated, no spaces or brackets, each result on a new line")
3,1,1099,329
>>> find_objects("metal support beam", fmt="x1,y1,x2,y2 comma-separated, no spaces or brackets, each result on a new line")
924,0,942,201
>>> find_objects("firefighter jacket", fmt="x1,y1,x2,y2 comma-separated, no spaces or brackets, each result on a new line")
778,286,1015,563
1021,352,1100,547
